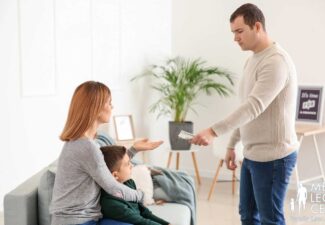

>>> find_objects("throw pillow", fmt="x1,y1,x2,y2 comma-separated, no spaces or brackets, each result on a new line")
38,161,57,225
131,165,154,205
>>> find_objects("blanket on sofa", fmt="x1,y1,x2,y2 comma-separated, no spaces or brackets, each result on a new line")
151,166,196,225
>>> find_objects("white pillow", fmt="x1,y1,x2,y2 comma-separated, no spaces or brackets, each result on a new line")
131,165,154,205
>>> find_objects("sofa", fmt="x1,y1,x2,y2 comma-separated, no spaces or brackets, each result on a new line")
4,162,191,225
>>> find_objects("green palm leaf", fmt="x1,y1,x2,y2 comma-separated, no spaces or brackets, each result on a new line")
132,56,235,122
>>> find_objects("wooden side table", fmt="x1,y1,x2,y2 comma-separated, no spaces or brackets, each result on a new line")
166,149,201,185
295,124,325,185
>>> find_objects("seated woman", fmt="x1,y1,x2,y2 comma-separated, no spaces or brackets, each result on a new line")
50,81,163,225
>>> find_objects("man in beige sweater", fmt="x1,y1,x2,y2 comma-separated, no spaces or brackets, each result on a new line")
192,3,299,225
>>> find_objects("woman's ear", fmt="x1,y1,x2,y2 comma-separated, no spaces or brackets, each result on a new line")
112,171,120,181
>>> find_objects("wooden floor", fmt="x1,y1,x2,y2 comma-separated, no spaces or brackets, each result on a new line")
1,177,324,225
196,178,325,225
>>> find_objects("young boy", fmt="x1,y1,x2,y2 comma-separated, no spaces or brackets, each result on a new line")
100,145,171,225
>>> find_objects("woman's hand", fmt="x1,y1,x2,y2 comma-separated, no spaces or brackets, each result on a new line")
133,138,163,152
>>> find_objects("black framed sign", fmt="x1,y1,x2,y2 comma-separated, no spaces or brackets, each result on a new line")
296,86,323,124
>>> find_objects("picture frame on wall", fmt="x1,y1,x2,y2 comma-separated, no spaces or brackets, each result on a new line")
113,115,135,141
296,86,324,125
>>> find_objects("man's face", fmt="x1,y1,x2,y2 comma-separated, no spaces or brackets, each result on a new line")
230,16,259,51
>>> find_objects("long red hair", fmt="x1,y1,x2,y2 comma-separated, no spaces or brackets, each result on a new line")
60,81,111,141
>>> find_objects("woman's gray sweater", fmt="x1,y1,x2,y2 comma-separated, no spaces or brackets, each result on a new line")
50,138,144,225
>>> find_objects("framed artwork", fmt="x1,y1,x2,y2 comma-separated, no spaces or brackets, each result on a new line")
113,115,135,141
296,86,324,124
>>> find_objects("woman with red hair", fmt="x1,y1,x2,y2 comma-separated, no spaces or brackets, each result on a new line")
50,81,163,225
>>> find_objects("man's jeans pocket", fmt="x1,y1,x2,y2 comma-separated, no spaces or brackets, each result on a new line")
282,151,297,184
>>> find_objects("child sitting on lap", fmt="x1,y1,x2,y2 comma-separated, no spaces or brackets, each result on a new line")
100,145,171,225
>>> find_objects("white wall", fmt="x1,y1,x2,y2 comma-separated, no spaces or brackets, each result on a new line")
171,0,325,181
0,0,171,211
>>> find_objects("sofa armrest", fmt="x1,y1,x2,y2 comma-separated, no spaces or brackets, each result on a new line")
4,168,46,225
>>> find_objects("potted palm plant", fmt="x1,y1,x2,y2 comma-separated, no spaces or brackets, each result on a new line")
132,56,234,150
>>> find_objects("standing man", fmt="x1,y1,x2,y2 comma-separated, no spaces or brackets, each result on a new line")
191,3,299,225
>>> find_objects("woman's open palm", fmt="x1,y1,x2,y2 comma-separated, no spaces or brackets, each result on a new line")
133,138,163,151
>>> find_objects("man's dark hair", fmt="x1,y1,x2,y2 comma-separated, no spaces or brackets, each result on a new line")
100,145,127,172
230,3,266,30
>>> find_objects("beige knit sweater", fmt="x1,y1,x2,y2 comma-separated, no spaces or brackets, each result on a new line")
212,43,299,162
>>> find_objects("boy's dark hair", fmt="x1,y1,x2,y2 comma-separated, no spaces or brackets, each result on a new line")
230,3,266,30
100,145,127,172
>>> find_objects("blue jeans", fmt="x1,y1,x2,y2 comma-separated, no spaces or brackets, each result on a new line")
99,219,132,225
79,219,132,225
239,151,297,225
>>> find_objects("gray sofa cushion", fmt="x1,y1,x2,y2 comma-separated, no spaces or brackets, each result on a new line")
38,162,57,225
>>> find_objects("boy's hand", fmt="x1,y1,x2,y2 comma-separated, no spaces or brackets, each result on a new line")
155,199,166,205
